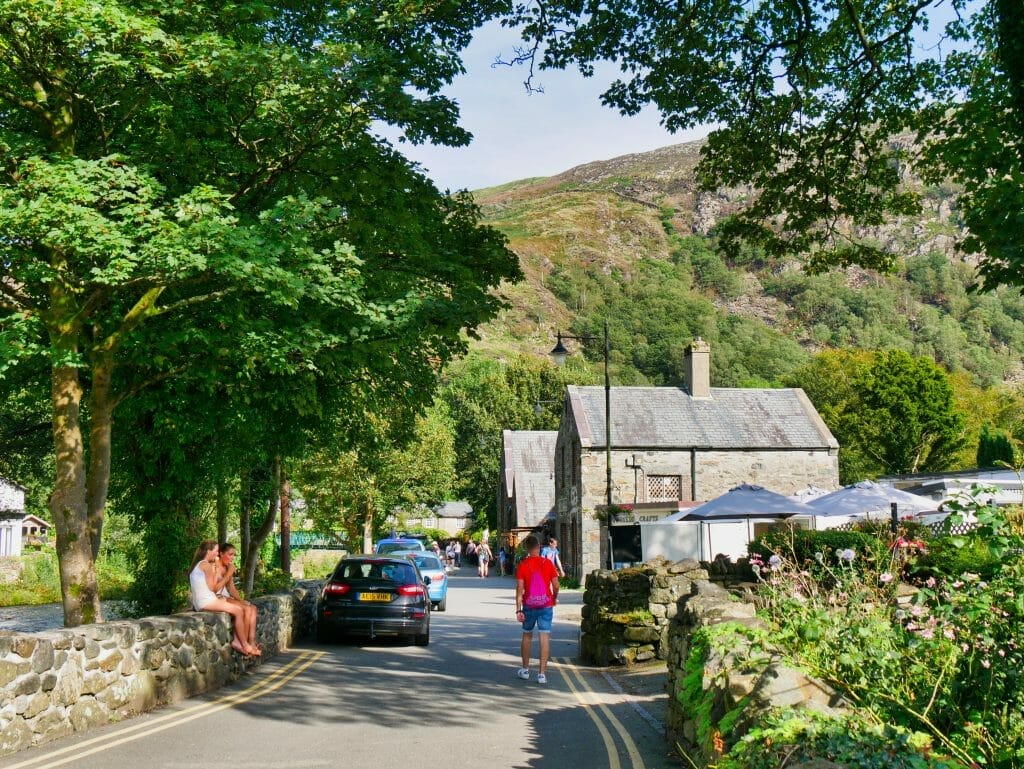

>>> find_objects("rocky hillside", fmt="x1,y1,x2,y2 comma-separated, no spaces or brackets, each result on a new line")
468,139,1024,388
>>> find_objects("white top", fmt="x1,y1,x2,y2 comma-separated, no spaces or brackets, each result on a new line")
190,562,218,610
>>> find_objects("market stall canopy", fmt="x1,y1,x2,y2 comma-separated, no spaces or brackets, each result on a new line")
807,480,936,517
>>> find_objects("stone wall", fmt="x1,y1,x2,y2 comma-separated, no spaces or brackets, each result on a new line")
580,558,709,665
0,580,322,757
665,580,845,767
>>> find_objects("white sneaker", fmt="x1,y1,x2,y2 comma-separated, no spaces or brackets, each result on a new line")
516,668,530,680
536,673,547,684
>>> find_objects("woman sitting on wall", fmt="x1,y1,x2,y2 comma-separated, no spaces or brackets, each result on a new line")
215,542,260,655
189,540,259,656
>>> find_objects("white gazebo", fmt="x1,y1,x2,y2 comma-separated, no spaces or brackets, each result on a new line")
0,477,27,557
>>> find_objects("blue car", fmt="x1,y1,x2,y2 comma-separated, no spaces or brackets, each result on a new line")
374,538,426,554
405,552,448,612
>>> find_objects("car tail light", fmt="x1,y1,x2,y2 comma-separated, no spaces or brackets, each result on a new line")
397,584,424,597
323,582,351,596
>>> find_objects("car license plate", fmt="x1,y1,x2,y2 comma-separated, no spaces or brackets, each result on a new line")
358,592,391,602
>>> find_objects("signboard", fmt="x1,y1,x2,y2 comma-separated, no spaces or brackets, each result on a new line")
610,509,670,525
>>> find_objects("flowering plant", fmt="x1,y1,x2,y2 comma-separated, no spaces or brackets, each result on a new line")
743,499,1024,768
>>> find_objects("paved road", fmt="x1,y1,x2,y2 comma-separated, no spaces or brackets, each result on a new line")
0,570,677,769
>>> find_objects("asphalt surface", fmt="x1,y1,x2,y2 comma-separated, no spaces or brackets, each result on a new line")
0,568,677,769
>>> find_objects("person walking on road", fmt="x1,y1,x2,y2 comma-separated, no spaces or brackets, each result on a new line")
541,537,566,578
477,541,493,577
514,534,559,684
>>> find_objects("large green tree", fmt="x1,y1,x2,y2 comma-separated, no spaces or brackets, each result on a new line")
785,349,966,481
509,0,1023,285
0,0,517,625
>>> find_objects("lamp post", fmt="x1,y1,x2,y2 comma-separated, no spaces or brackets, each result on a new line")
549,320,612,569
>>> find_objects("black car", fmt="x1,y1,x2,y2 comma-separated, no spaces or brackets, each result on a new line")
316,555,431,645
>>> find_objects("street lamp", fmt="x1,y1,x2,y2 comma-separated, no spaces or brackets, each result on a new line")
549,320,613,568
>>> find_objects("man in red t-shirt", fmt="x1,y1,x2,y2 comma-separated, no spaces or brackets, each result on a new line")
514,533,560,684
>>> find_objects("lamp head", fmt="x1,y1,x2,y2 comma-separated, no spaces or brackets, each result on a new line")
549,333,569,366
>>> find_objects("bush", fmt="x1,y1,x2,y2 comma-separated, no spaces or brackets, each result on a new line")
250,568,293,597
913,535,1003,580
749,527,882,567
717,710,968,769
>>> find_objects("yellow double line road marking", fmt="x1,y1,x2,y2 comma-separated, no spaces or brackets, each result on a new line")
555,657,646,769
6,650,324,769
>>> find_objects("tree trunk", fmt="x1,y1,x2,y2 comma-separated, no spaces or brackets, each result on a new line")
362,504,374,553
242,456,281,596
49,359,102,626
280,476,291,577
216,476,229,546
239,470,251,566
86,348,114,562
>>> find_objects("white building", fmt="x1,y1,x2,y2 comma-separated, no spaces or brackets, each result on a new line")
0,477,27,557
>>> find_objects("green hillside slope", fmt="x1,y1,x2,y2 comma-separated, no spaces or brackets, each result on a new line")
471,140,1024,389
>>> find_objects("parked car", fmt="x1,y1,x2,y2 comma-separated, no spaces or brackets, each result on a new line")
375,538,426,554
405,552,448,612
317,555,431,645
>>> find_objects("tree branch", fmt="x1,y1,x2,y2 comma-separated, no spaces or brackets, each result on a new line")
152,287,237,316
0,278,33,310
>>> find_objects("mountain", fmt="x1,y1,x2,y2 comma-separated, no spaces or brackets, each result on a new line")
468,140,1024,389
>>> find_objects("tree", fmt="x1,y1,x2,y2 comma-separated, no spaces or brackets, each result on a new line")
293,405,457,552
0,0,517,625
785,349,966,481
977,425,1016,468
440,354,586,529
509,0,1024,286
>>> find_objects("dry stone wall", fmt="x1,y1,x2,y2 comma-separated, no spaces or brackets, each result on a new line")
580,558,709,665
666,580,846,767
0,580,321,757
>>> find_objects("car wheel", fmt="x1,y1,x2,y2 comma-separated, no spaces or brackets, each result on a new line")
437,596,446,612
414,630,430,646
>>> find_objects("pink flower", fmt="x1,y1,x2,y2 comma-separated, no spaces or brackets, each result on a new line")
925,577,937,588
982,659,991,669
879,572,894,584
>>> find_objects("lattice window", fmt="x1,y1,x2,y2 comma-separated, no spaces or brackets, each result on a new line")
648,475,682,501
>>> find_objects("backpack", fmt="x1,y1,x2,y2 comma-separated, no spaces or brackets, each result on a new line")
523,563,551,608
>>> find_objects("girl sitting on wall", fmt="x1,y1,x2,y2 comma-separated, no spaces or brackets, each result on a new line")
189,540,260,656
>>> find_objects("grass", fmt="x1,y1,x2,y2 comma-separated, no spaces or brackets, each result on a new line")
2,549,135,606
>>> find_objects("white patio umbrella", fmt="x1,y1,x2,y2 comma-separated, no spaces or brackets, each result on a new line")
663,484,819,560
807,480,936,517
672,483,820,520
788,485,832,503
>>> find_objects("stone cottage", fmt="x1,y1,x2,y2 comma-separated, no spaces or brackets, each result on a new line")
554,340,839,579
0,476,27,557
498,430,558,543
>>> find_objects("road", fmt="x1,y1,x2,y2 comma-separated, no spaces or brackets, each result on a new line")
0,569,677,769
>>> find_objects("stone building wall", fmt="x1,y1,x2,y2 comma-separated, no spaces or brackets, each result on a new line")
580,558,709,665
0,580,321,757
563,447,838,581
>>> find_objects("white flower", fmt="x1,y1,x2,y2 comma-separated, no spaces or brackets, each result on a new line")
839,548,856,563
768,555,783,570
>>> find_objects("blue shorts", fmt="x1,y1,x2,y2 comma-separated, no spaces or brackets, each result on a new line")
521,606,553,634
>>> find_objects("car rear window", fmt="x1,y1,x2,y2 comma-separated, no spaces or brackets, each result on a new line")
376,541,424,553
337,561,417,583
412,555,442,571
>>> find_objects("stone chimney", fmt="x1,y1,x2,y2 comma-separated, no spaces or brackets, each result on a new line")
684,338,711,398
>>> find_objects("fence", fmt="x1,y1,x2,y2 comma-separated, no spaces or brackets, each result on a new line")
823,520,978,537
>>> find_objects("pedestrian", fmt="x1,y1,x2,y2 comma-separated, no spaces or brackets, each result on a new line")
188,540,259,656
466,540,477,566
498,546,508,576
450,540,461,568
215,543,261,655
540,537,566,578
477,540,493,577
514,533,559,684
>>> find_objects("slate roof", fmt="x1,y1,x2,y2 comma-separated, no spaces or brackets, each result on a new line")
566,386,838,450
502,430,558,528
435,501,473,518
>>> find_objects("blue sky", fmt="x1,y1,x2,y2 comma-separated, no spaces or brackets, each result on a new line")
388,22,708,192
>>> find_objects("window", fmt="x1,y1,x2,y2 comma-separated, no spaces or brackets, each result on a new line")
647,475,682,501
